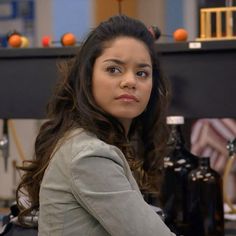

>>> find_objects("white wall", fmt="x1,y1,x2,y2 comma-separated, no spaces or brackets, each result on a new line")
137,0,166,42
183,0,198,40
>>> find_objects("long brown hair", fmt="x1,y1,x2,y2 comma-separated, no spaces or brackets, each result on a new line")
16,15,170,225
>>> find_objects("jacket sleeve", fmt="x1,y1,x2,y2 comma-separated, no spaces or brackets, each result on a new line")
70,143,175,236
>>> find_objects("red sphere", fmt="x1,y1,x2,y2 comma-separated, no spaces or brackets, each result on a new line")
173,28,188,42
42,36,52,47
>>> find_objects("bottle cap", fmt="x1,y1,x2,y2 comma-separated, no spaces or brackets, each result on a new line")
166,116,184,125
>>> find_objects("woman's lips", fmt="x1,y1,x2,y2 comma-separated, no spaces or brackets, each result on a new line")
116,94,139,102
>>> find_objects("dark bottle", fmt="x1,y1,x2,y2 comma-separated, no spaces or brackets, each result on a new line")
161,116,198,236
187,157,224,236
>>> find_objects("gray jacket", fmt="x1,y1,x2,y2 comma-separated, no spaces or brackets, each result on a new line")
38,129,175,236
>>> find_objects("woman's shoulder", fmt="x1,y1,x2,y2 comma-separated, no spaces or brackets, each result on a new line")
59,128,126,166
65,128,110,151
44,128,126,179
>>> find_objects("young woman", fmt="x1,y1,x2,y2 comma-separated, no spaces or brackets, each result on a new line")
16,15,174,235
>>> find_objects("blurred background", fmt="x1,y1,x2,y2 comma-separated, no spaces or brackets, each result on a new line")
0,0,236,208
0,0,198,48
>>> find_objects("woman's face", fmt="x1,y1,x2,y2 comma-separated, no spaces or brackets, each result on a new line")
92,37,153,133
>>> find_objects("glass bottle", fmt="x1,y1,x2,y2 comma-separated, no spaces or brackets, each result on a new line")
161,116,198,236
187,157,224,236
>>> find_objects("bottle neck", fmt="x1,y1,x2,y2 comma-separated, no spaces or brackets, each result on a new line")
169,124,185,147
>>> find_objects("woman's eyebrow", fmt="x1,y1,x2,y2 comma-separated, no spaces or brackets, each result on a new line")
137,63,152,69
103,58,125,65
103,59,152,68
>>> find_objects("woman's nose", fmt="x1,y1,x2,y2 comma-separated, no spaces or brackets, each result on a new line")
120,72,137,89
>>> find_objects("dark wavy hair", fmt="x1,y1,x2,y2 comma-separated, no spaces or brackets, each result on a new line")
16,14,170,225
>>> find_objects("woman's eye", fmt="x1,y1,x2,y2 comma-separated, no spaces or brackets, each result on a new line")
106,66,121,74
136,71,149,78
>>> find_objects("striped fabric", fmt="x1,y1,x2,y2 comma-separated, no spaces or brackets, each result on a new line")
191,118,236,173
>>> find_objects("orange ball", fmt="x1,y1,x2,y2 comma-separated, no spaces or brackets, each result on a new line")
173,28,188,42
8,34,22,48
61,33,76,46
